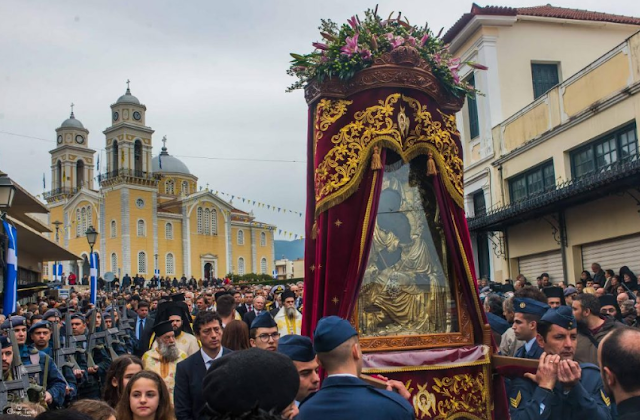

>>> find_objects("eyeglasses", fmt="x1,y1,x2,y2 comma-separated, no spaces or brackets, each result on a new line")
257,332,280,342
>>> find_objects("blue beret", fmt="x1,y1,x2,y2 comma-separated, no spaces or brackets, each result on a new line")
278,335,316,362
541,306,576,330
71,314,86,323
0,336,11,349
1,316,27,330
102,312,112,319
513,298,549,316
251,312,277,330
43,309,61,319
313,316,357,353
28,321,51,335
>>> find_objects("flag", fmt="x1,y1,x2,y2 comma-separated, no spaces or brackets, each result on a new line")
3,221,17,316
90,252,98,305
159,151,162,169
97,155,100,176
42,173,45,190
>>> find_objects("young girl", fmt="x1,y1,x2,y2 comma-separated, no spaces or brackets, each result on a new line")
103,355,144,408
116,370,175,420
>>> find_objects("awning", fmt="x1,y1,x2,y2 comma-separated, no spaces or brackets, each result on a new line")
6,215,81,262
5,179,51,233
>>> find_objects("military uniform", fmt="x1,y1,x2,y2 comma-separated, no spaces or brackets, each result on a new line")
513,298,549,360
514,338,544,359
20,345,68,408
72,315,112,400
38,345,78,403
508,363,612,420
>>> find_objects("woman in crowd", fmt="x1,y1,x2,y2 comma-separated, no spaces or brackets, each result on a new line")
72,400,116,420
620,299,637,326
580,270,593,284
116,371,174,420
103,355,144,408
621,266,638,291
605,275,621,294
221,320,250,351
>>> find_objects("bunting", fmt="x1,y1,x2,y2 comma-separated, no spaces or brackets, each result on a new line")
213,191,304,217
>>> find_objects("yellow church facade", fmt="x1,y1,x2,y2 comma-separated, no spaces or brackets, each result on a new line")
44,85,276,281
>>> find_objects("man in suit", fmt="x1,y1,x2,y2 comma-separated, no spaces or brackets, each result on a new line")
175,311,232,420
133,300,154,357
236,291,254,319
242,295,265,328
297,316,413,420
513,297,549,360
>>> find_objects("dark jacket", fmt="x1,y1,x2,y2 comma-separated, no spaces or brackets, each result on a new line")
298,376,413,420
575,316,623,365
132,315,155,357
618,395,640,420
174,347,233,420
514,339,544,360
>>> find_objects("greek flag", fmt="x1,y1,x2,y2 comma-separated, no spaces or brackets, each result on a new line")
3,221,17,316
90,252,98,305
154,269,160,278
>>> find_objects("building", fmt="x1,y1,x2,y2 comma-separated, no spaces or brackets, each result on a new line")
274,257,304,280
447,4,640,283
43,85,276,281
0,171,79,303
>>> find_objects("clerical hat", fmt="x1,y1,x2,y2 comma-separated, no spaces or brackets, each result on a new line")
153,320,174,338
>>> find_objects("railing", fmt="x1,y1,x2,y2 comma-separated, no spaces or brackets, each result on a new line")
98,168,157,183
43,187,78,199
467,153,640,231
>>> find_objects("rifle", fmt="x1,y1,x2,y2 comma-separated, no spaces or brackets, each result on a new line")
4,328,30,406
63,312,86,372
85,311,97,370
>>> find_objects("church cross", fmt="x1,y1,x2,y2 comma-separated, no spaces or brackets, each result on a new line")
162,135,167,148
126,79,130,90
70,102,74,114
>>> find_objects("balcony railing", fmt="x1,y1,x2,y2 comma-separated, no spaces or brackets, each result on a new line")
43,187,78,200
467,153,640,232
98,168,157,183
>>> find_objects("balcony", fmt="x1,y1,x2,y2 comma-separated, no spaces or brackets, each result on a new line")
98,168,159,187
43,187,78,201
468,153,640,232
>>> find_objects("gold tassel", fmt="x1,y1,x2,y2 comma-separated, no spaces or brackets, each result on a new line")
426,152,437,176
311,220,318,240
371,146,382,171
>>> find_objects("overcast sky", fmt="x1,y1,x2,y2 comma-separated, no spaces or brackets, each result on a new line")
1,0,639,239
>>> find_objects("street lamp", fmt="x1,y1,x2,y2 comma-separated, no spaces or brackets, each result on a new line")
0,176,16,210
52,220,62,283
85,225,97,300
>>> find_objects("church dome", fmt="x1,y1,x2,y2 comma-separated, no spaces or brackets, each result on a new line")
60,111,85,129
152,138,191,175
116,87,141,105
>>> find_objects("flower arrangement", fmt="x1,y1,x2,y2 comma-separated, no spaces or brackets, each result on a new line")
287,7,487,97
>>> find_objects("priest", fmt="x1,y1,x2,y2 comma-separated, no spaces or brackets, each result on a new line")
274,290,303,337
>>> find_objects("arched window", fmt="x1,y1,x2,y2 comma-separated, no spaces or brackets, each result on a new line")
81,208,87,235
137,219,145,237
238,257,245,275
165,179,175,195
197,207,203,234
76,209,81,237
204,208,211,235
87,206,92,227
237,229,245,245
111,253,117,272
138,251,147,274
260,232,266,247
211,209,218,236
260,258,267,274
182,181,189,195
166,253,175,275
110,220,116,238
76,160,85,189
165,222,173,240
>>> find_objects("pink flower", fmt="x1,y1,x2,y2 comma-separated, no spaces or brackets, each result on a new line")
451,69,460,84
347,16,358,30
312,42,329,51
360,49,372,60
340,33,360,57
391,36,404,49
433,53,442,64
370,34,378,50
406,36,417,47
448,58,461,72
469,62,489,70
420,33,429,46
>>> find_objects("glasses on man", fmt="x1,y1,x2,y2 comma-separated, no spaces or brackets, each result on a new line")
257,332,280,342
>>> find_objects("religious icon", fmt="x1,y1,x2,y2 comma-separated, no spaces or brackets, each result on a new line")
358,159,457,337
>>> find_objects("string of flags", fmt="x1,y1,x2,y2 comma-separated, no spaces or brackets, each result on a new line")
211,190,304,217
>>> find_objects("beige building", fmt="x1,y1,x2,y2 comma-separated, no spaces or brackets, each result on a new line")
44,85,276,281
446,5,640,284
274,257,304,280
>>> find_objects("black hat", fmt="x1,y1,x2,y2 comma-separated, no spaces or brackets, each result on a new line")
214,291,229,301
543,287,566,306
28,321,51,335
170,293,185,302
1,316,27,330
281,290,296,302
153,320,174,338
0,336,11,349
165,304,184,318
251,312,277,330
599,294,619,309
278,335,315,362
541,306,576,330
202,348,299,416
513,298,549,316
154,301,193,335
313,316,358,353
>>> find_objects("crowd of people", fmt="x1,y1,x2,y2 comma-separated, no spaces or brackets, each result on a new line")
482,263,640,419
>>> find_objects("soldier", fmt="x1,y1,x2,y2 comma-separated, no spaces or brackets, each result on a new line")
277,335,319,406
70,314,111,400
1,317,67,408
298,316,413,420
513,298,549,359
101,313,127,356
28,321,78,404
508,306,613,419
249,312,280,351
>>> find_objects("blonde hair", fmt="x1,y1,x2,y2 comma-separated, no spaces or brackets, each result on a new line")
583,287,597,295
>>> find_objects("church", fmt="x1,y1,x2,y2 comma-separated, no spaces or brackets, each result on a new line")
44,83,276,282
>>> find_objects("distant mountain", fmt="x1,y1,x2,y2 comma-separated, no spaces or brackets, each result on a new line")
274,239,304,261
